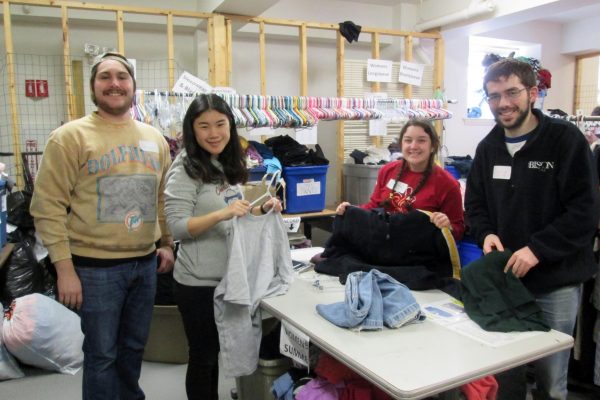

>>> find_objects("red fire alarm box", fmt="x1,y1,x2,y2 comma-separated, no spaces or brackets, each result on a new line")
35,80,49,98
25,80,36,97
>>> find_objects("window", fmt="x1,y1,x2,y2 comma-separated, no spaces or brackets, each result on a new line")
467,36,541,119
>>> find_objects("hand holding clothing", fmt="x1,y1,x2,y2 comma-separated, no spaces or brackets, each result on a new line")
262,197,283,213
336,201,351,215
430,212,452,230
224,199,251,219
483,234,504,253
504,246,539,278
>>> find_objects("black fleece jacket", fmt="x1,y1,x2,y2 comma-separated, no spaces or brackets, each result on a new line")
465,109,600,295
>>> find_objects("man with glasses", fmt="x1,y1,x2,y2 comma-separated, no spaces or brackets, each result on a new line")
465,58,599,399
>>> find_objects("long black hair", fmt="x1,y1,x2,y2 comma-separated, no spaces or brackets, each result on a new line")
380,118,439,209
181,94,248,184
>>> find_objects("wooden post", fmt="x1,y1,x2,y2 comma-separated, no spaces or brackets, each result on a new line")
336,31,345,203
404,35,413,100
208,14,228,86
259,21,266,95
299,23,308,96
71,60,85,119
226,18,232,85
371,32,381,147
3,1,23,189
434,35,445,148
116,10,125,55
62,5,75,122
167,12,175,89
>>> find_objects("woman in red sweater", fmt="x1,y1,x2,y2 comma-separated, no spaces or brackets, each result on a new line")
337,119,465,241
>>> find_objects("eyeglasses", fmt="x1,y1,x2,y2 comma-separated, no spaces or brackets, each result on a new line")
485,87,528,104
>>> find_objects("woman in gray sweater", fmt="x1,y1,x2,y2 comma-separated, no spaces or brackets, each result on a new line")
164,94,281,400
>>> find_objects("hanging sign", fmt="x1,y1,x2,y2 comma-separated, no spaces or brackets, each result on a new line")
365,92,388,136
173,71,212,94
398,61,424,86
280,320,310,368
294,126,317,145
36,80,49,98
367,59,392,82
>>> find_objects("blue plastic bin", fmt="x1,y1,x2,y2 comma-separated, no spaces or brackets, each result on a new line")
282,165,329,213
458,238,483,268
248,165,267,181
444,165,460,180
0,179,6,247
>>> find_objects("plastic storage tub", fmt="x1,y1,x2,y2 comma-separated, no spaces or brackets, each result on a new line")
342,164,383,205
458,237,484,269
143,305,188,364
282,165,329,213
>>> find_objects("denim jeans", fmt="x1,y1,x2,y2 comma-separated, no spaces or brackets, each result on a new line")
76,256,157,400
496,284,581,400
316,269,422,331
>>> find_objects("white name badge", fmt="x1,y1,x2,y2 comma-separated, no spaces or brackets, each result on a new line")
139,140,159,153
493,165,511,180
387,179,408,193
140,140,158,153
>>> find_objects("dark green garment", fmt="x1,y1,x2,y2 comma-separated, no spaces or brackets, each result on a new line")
461,250,550,332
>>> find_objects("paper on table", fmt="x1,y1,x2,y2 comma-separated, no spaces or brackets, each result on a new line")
422,299,544,347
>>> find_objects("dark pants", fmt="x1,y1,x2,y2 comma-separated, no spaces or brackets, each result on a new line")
76,257,157,400
175,282,220,400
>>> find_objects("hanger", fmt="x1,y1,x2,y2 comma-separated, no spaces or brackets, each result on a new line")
249,170,282,207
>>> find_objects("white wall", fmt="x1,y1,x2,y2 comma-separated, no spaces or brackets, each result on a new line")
441,19,584,157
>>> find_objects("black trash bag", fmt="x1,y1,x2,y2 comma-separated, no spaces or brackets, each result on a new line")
6,191,34,230
0,235,56,304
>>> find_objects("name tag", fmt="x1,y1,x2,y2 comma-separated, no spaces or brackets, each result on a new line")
139,140,159,153
386,179,407,193
493,165,511,180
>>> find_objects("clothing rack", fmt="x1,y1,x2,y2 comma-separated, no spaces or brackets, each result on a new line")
133,90,451,131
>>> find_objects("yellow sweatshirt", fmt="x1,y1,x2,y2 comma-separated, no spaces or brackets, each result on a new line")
30,112,173,263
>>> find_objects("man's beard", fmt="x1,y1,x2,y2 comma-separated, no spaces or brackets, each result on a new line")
96,93,133,116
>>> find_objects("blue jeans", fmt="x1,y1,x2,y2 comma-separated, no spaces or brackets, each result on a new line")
315,269,422,331
76,256,157,400
496,284,581,400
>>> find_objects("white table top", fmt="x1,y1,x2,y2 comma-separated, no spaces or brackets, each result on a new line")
261,248,574,400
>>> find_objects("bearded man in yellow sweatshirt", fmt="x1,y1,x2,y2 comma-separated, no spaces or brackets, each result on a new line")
30,52,174,400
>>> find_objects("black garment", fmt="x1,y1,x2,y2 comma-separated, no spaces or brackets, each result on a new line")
349,149,368,164
461,250,550,332
264,135,329,166
338,21,361,43
465,108,600,295
315,207,458,294
175,283,220,400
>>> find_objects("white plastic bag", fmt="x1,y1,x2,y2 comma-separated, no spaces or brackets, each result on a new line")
2,294,83,375
0,301,24,380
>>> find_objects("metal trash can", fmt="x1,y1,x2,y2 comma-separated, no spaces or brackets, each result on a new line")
235,357,291,400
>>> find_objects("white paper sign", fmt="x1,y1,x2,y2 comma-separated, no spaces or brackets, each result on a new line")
369,118,387,136
283,216,301,233
172,71,212,94
398,61,424,86
294,126,318,145
367,59,392,82
245,126,277,137
280,320,310,367
296,180,321,196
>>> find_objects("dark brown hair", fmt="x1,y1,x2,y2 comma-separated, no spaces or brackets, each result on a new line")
181,94,248,185
483,58,536,95
380,119,439,210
